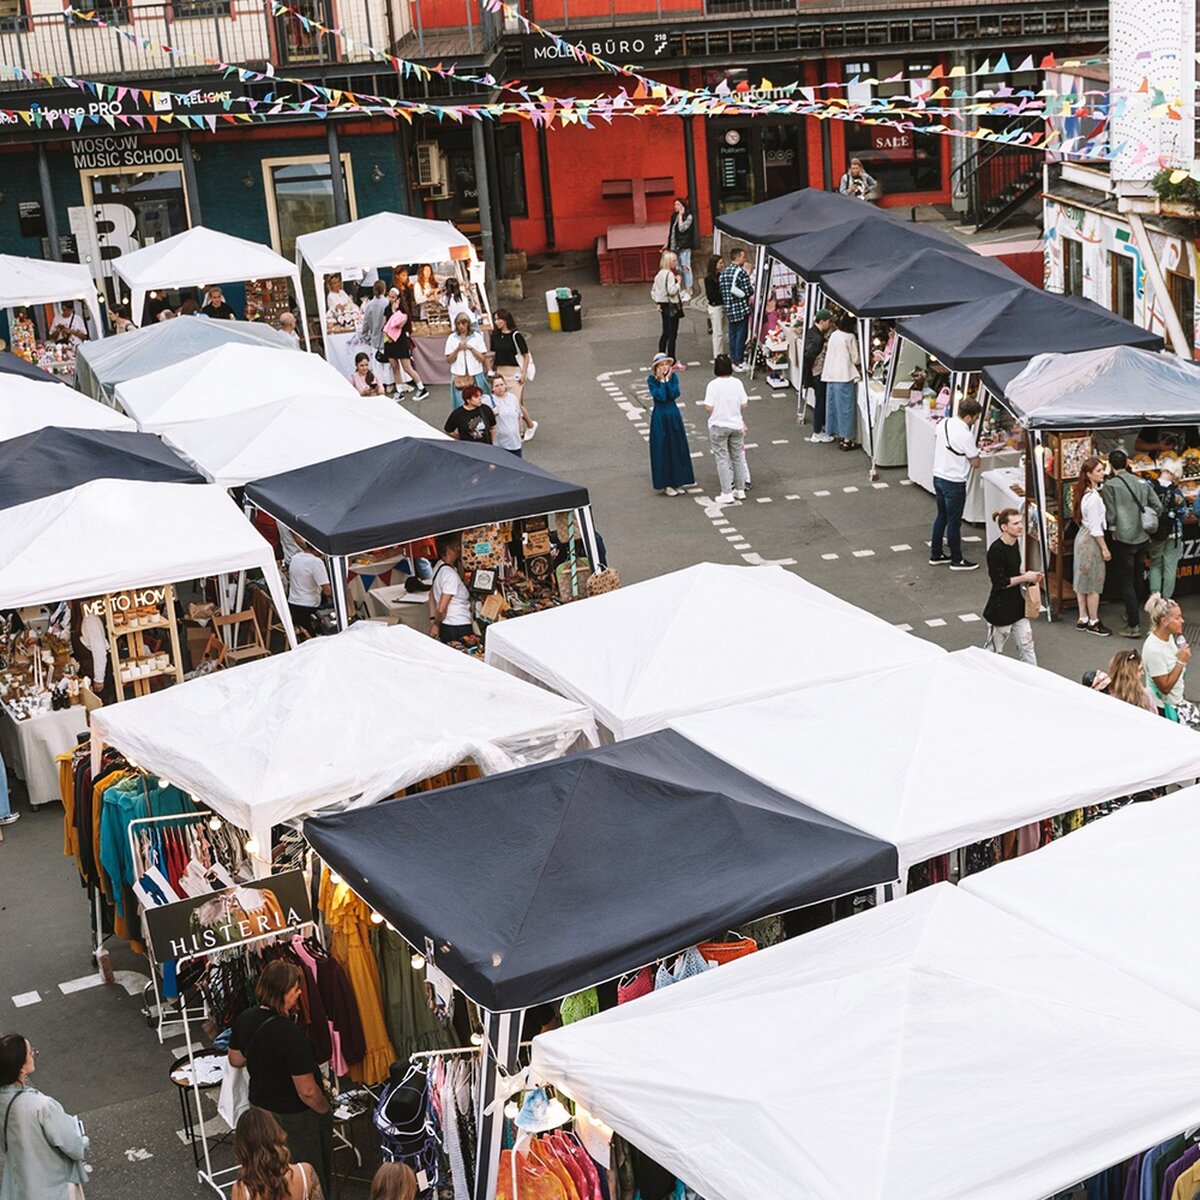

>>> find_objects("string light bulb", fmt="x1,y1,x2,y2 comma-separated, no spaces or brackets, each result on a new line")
208,816,222,831
504,1101,520,1119
470,1031,484,1047
158,777,172,789
330,873,343,885
370,911,384,925
410,952,426,970
245,837,260,856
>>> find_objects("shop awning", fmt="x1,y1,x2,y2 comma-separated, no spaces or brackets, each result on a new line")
769,214,963,282
113,343,354,434
0,254,105,339
982,344,1200,427
245,438,590,557
712,187,884,245
0,376,135,441
91,623,598,858
818,246,1025,317
0,426,200,510
304,727,899,1011
295,211,475,275
0,350,68,386
0,480,293,648
530,884,1200,1200
74,317,294,404
113,226,307,341
163,392,445,489
484,563,942,742
962,784,1200,1012
671,648,1200,876
896,290,1164,372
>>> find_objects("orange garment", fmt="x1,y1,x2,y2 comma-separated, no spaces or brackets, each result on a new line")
496,1150,568,1200
58,753,80,867
531,1141,580,1200
319,869,396,1085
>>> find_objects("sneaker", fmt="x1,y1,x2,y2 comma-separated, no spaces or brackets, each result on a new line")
413,386,429,402
1118,624,1142,638
395,382,413,394
674,362,688,372
815,432,834,443
1087,621,1113,637
732,488,746,500
0,813,19,826
733,363,749,373
1076,620,1090,631
664,487,679,496
522,420,538,443
949,559,979,571
681,291,692,302
714,493,735,505
929,554,951,565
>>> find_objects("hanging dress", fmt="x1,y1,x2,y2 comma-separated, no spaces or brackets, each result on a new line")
645,373,695,491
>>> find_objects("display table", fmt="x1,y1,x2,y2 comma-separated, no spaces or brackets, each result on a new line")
363,585,430,632
0,702,88,807
982,466,1026,547
904,407,1020,523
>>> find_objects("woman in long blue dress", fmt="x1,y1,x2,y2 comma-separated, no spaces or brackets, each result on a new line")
646,352,695,495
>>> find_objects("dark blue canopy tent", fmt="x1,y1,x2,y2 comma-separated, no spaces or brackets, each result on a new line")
0,351,68,386
0,426,202,510
712,187,883,247
770,215,964,283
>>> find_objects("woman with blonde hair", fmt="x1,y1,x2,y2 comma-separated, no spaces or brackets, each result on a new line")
1143,592,1192,717
1072,456,1111,636
370,1162,417,1200
1104,647,1156,712
232,1107,322,1200
650,250,684,363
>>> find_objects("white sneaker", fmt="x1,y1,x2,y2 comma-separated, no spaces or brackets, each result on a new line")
681,291,692,302
523,420,538,443
714,493,734,505
664,487,679,496
815,432,834,443
0,813,19,826
733,489,746,500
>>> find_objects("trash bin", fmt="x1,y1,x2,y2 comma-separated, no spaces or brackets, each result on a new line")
558,288,583,333
545,289,561,332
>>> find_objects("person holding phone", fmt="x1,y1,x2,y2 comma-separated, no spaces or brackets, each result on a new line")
1143,593,1192,717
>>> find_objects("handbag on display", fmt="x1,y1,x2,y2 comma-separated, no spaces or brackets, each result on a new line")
616,966,653,1004
697,934,758,967
586,568,621,596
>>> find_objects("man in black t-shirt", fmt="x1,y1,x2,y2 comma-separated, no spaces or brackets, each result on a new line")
201,286,236,320
982,507,1043,665
444,384,496,443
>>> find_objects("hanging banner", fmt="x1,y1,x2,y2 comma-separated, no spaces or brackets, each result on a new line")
143,868,311,962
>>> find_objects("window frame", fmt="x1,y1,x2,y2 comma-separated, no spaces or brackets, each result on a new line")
1109,250,1135,322
261,153,358,260
1062,236,1084,297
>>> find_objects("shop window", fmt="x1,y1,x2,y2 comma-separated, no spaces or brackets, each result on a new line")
263,155,356,264
0,0,26,30
842,123,941,195
1062,237,1084,296
496,126,527,219
1110,251,1135,321
172,0,232,17
1169,270,1196,351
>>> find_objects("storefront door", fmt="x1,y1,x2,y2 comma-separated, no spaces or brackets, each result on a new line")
709,122,805,216
75,166,190,312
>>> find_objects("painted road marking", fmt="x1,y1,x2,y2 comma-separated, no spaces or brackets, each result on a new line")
853,550,875,558
11,991,40,1007
958,613,982,622
822,553,839,560
925,618,948,627
891,544,912,552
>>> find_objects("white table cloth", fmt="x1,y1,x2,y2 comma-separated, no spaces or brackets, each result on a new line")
0,702,88,806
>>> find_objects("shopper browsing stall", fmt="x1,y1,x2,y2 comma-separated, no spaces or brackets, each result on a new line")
287,540,331,636
1142,593,1191,717
704,256,726,361
485,374,532,456
232,1107,322,1200
444,314,489,409
822,313,862,451
804,309,835,445
1148,466,1187,600
1102,449,1163,639
429,535,473,644
1073,456,1112,637
929,397,982,570
982,508,1042,665
719,248,754,372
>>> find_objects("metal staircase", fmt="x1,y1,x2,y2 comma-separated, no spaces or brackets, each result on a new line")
953,140,1045,232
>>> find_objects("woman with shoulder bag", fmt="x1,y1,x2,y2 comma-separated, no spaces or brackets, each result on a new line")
704,255,726,361
651,251,684,364
491,308,536,419
666,197,698,298
444,313,489,410
0,1033,89,1200
228,962,333,1197
1072,456,1112,636
822,313,861,450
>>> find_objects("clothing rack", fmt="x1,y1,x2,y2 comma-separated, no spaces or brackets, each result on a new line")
410,1040,533,1063
176,919,317,1199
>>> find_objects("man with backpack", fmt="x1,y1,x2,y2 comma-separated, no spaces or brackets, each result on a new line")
1102,448,1164,638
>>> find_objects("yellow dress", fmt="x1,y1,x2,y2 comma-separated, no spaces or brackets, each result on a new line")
320,869,397,1085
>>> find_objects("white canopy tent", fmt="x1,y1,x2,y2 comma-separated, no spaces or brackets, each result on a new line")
672,648,1200,878
962,784,1200,1011
483,563,943,741
0,478,294,645
90,623,599,855
162,392,445,489
0,375,135,440
112,226,310,348
113,344,354,434
531,884,1200,1200
0,254,105,338
295,211,479,336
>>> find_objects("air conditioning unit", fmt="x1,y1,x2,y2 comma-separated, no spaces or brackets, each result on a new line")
415,141,444,189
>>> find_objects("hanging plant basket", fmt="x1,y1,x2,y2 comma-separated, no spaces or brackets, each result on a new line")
1151,169,1200,216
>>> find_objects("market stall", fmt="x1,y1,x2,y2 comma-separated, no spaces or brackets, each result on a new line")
90,622,599,872
0,348,70,386
245,438,596,632
671,647,1200,883
74,316,294,405
0,254,106,381
295,212,486,383
981,344,1200,615
304,727,899,1200
113,226,310,348
162,393,444,490
711,186,880,250
0,375,135,440
113,343,353,434
529,883,1200,1200
484,563,943,742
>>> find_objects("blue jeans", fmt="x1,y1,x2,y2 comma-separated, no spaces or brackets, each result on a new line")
728,317,749,366
931,477,967,562
0,752,12,819
678,249,693,291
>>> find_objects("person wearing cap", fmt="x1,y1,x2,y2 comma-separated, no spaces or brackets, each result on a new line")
646,352,694,496
803,309,835,444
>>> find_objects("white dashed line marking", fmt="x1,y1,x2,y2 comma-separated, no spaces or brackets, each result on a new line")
785,494,800,500
853,549,875,558
843,486,859,493
745,443,759,449
894,623,914,632
713,519,729,527
925,618,948,627
962,535,982,543
814,490,831,497
733,542,751,550
900,479,914,485
11,991,41,1008
891,544,912,552
958,613,982,622
822,553,839,560
872,482,889,489
756,497,773,504
60,974,104,995
771,439,788,445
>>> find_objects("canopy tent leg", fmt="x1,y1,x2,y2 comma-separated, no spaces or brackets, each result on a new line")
1031,430,1053,622
329,555,351,631
745,253,769,378
856,317,875,463
578,505,602,570
473,1008,523,1200
870,342,902,481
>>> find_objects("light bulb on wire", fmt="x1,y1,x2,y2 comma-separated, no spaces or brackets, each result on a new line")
410,952,426,970
370,911,384,925
245,837,260,856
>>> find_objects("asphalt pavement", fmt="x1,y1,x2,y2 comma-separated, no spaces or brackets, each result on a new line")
2,255,1197,1199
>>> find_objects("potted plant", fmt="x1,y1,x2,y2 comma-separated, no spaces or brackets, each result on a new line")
1151,168,1200,216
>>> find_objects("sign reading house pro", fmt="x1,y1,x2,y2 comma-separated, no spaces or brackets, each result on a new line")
143,869,312,962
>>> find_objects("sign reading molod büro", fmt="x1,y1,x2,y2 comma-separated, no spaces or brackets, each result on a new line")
143,869,311,962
